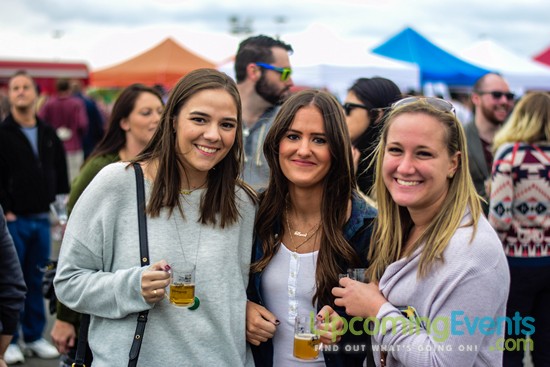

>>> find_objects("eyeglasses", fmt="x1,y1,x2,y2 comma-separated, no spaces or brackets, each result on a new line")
255,62,292,82
475,90,515,101
342,102,370,116
391,96,456,115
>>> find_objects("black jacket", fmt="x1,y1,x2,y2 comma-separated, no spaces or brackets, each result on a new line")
0,204,26,334
0,113,69,215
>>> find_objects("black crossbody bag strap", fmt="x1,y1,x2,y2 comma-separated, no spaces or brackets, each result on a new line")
72,314,90,367
72,163,150,367
128,163,150,367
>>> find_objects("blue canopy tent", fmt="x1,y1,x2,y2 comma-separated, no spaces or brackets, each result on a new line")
372,27,491,87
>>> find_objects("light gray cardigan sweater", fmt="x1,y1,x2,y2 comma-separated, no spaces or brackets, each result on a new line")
54,162,256,366
373,211,510,366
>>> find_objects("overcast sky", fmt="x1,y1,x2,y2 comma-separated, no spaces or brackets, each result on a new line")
1,0,549,70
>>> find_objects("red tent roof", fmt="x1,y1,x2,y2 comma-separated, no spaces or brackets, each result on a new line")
90,37,216,88
534,46,550,66
0,60,89,94
0,60,88,79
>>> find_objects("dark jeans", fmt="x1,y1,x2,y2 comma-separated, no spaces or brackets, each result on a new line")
7,215,51,343
503,263,550,367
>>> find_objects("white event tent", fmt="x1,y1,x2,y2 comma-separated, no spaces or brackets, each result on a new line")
218,24,420,100
459,39,550,93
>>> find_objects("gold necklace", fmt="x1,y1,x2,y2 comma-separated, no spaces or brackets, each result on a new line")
284,206,320,238
284,206,321,252
180,181,207,195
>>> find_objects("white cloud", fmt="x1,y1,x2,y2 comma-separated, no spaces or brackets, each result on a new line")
0,0,549,69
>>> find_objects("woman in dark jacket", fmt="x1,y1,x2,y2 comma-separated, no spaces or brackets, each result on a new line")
246,90,377,366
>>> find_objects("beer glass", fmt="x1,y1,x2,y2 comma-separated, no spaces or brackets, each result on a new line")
167,261,195,307
347,268,369,282
293,313,320,360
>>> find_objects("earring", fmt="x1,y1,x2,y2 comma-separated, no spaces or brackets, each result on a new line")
448,173,454,179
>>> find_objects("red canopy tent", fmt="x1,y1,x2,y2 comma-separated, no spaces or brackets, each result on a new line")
90,37,215,88
0,60,89,94
534,46,550,67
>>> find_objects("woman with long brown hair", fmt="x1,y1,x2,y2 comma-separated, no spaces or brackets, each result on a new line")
246,89,377,366
54,69,257,366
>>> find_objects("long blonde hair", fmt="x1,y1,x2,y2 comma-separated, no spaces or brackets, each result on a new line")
366,100,482,282
493,92,550,152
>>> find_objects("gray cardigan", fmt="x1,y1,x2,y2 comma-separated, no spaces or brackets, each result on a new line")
54,162,256,366
373,211,509,366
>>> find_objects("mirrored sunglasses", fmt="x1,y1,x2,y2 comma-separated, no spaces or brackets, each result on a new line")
255,62,292,82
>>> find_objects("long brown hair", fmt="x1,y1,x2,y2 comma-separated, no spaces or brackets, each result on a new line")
87,84,163,163
134,69,256,226
251,89,360,307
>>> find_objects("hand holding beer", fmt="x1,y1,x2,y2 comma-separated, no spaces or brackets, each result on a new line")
315,305,343,345
141,260,170,303
332,277,386,319
293,313,321,360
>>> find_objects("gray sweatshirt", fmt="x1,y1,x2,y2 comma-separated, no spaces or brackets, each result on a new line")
54,162,256,366
373,211,510,366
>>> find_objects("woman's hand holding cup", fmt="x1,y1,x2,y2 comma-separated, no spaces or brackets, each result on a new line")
141,260,171,303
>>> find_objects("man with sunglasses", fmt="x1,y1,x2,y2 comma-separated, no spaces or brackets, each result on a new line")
466,72,514,215
234,35,294,190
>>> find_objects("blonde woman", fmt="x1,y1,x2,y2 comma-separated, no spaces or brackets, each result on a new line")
489,92,550,366
333,97,510,366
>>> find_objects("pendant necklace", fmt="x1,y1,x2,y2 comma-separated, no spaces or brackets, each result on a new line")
180,179,207,195
285,206,321,252
172,206,202,310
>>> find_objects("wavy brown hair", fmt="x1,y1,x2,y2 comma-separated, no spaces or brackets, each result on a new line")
134,69,256,226
251,89,361,307
87,84,163,163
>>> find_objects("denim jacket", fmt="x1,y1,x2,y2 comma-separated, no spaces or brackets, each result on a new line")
247,192,377,367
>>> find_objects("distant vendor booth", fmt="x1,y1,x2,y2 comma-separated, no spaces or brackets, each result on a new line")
0,60,89,94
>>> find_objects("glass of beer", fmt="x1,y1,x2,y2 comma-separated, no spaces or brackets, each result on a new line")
167,261,195,307
293,313,320,360
347,268,369,282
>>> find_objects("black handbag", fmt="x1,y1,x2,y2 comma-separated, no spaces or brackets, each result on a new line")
73,163,150,367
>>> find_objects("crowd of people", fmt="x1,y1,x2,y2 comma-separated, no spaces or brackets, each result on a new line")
0,33,548,367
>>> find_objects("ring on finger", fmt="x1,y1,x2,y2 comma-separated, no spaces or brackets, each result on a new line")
153,289,158,295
